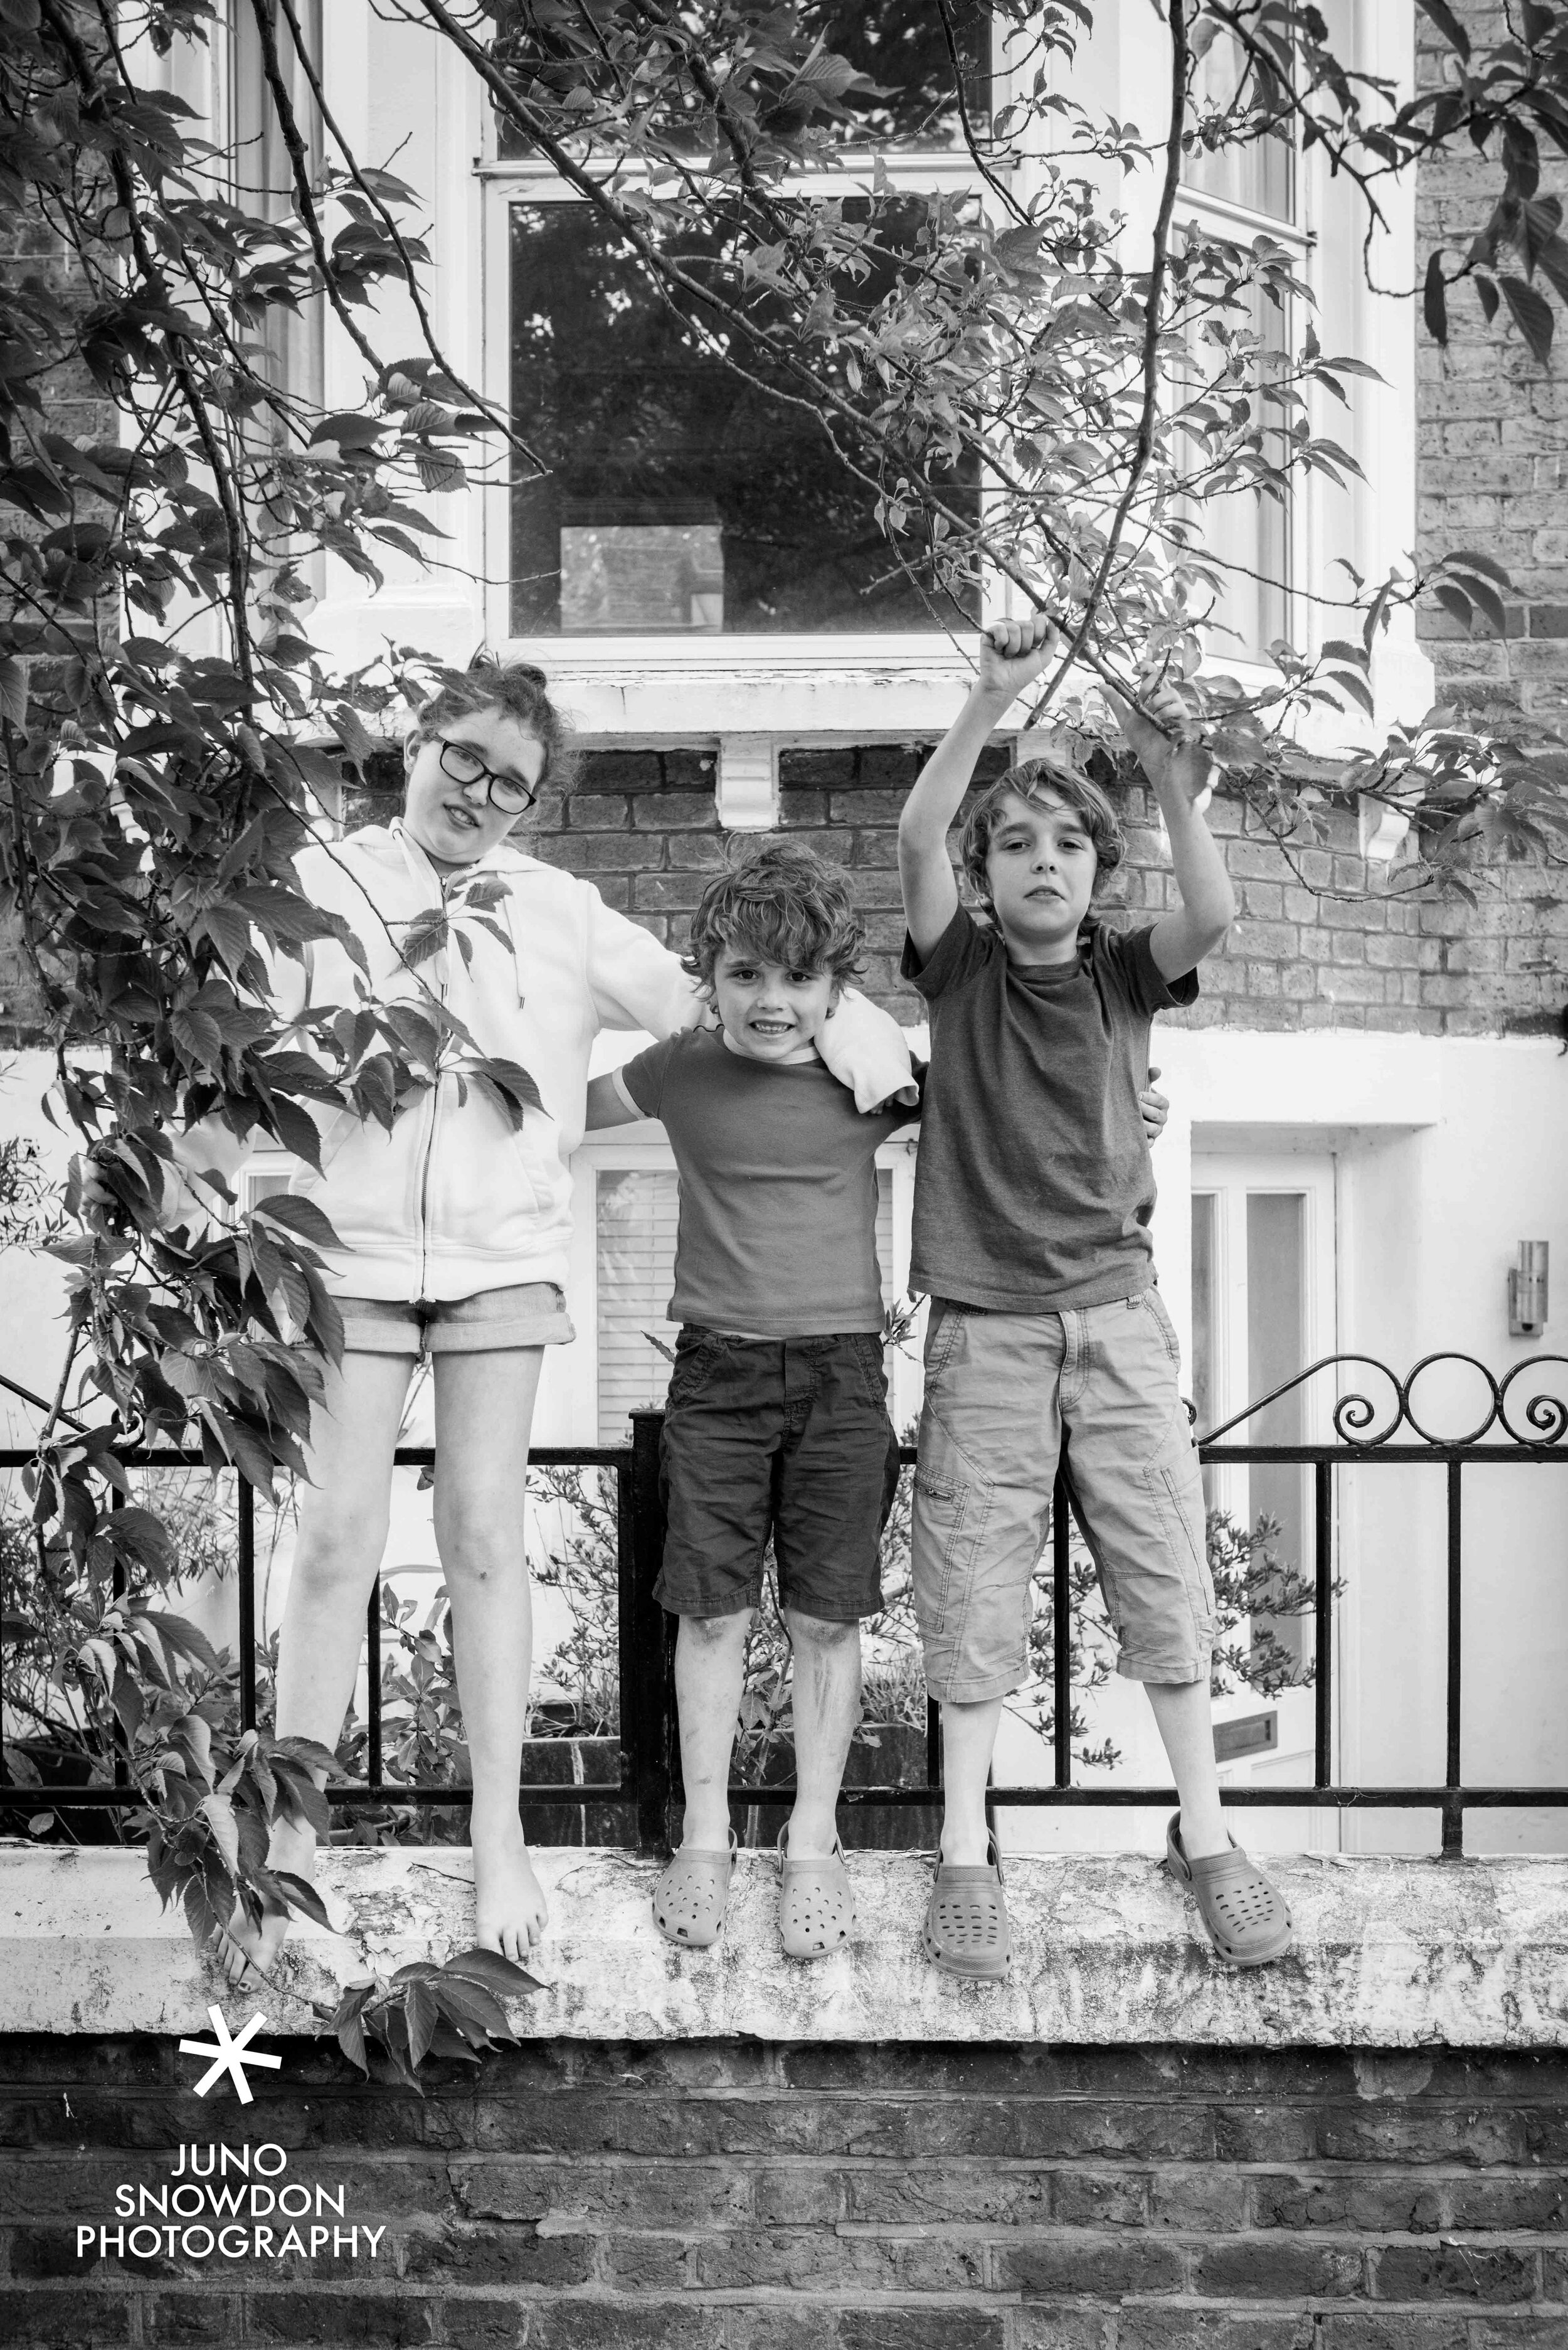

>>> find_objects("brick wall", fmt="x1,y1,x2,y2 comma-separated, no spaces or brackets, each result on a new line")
4,2035,1567,2347
517,742,1562,1039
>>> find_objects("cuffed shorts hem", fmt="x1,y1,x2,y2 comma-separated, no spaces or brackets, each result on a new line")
653,1583,760,1620
338,1283,575,1357
1115,1649,1213,1687
921,1662,1027,1706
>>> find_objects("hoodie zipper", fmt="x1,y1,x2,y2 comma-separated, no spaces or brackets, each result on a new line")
410,858,452,1303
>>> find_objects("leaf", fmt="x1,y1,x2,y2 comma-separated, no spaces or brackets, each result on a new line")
0,657,27,728
1422,252,1448,345
404,1980,441,2070
1326,668,1376,717
400,908,448,968
272,1868,332,1928
201,1792,241,1878
331,703,379,771
253,1193,344,1253
1432,583,1475,632
1443,548,1513,588
1476,275,1500,326
1415,0,1470,57
1500,275,1554,364
440,1945,544,1999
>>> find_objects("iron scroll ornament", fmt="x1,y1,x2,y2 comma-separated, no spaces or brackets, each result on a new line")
1197,1353,1568,1450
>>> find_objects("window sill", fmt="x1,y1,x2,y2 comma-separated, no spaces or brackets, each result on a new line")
4,1842,1567,2049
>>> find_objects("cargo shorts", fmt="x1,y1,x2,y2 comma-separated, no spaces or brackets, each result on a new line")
911,1290,1215,1703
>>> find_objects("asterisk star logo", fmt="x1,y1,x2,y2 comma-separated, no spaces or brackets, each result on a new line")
178,2006,283,2105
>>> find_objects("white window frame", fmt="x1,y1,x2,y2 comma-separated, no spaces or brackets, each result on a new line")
1173,50,1313,679
477,29,1024,743
1191,1147,1337,1807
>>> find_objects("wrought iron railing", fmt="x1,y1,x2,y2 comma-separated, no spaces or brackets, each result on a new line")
1,1353,1564,1856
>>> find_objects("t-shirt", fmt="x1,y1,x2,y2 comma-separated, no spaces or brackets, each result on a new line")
901,907,1198,1312
616,1029,918,1337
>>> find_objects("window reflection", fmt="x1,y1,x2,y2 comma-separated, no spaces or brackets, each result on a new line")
492,1,992,159
1182,22,1295,223
508,203,979,637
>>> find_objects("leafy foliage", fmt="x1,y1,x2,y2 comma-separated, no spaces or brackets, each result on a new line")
330,1945,541,2088
0,0,1559,2002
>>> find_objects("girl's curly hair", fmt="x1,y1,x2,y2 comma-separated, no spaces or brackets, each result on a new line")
960,758,1125,904
406,658,576,799
682,836,867,990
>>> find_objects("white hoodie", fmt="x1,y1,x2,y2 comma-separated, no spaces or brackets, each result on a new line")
179,821,914,1303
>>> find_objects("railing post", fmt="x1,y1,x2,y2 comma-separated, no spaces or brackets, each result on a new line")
622,1409,672,1855
237,1475,257,1735
1052,1470,1072,1789
1443,1457,1465,1857
110,1482,129,1791
1313,1460,1332,1790
365,1580,383,1798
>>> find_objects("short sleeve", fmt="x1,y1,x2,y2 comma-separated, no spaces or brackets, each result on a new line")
1097,923,1200,1018
899,904,995,1002
617,1036,677,1120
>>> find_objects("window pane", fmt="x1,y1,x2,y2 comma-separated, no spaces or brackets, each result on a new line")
1177,277,1291,657
508,203,980,637
798,0,991,146
1182,24,1295,222
1246,1191,1307,1672
492,2,991,158
1190,1192,1217,1507
596,1169,679,1445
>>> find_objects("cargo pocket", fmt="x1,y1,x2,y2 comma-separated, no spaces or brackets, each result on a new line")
1140,1408,1216,1651
911,1406,993,1680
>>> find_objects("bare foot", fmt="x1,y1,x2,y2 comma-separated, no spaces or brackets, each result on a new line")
219,1817,318,1987
472,1823,548,1964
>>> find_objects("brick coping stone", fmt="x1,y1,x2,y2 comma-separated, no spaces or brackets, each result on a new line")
3,1844,1567,2046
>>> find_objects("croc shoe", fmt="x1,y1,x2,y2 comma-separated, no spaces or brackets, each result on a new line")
776,1824,854,1960
1165,1814,1295,1967
652,1831,738,1949
923,1835,1010,1980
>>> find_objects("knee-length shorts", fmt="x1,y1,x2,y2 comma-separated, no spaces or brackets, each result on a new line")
912,1291,1215,1703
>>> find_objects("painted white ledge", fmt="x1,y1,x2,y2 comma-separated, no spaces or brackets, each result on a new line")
3,1844,1567,2047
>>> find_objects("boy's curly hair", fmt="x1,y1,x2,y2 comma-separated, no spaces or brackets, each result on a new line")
960,757,1125,905
406,658,576,799
682,837,867,991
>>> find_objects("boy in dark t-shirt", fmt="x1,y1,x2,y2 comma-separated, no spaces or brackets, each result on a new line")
585,839,918,1964
588,836,1174,1964
898,615,1294,1979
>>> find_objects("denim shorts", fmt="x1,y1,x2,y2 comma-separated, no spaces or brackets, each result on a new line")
912,1290,1215,1703
337,1283,575,1358
656,1328,901,1622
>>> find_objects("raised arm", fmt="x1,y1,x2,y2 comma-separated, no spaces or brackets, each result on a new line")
1108,686,1236,981
898,615,1055,959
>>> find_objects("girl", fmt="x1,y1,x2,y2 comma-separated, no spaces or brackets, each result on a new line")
170,662,910,1979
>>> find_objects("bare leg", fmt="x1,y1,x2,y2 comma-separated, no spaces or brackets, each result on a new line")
674,1611,753,1852
783,1611,862,1859
936,1696,1004,1866
224,1346,413,1982
432,1347,546,1963
1146,1679,1228,1859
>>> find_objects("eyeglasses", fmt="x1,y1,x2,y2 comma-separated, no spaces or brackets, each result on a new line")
436,737,539,814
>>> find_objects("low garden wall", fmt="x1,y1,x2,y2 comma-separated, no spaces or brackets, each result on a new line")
3,1844,1567,2347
